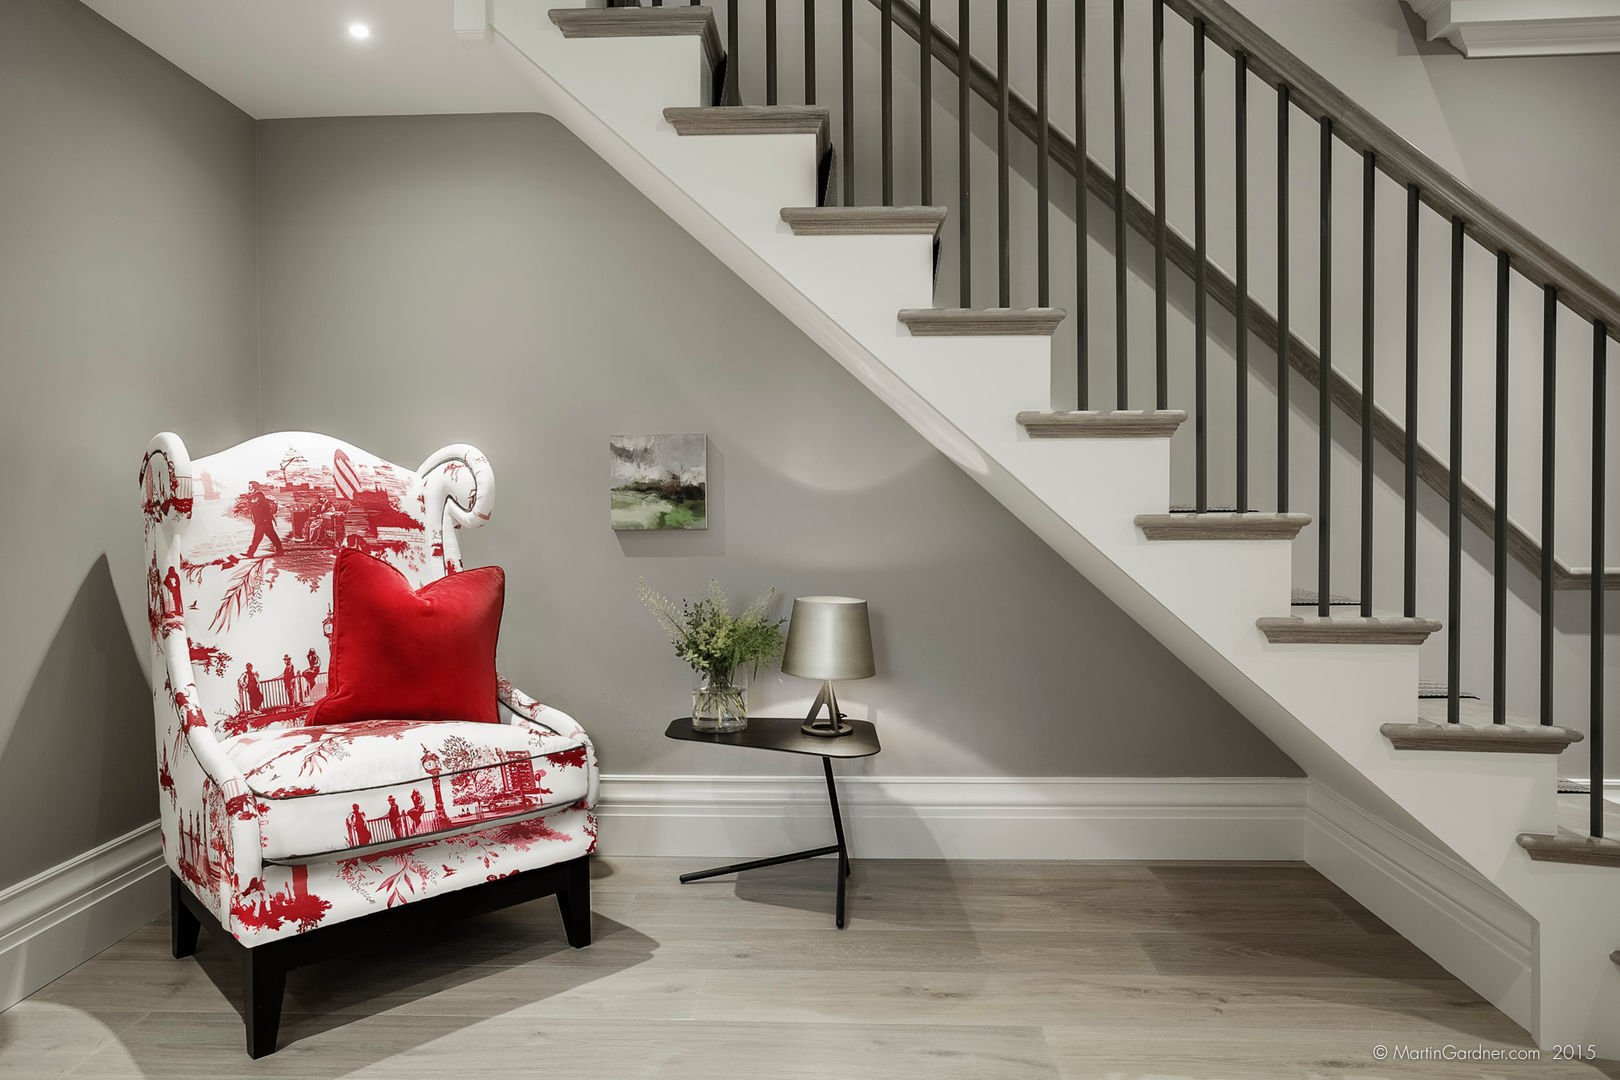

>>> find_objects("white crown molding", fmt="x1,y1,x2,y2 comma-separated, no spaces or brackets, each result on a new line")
452,0,490,41
0,822,167,1013
1406,0,1620,57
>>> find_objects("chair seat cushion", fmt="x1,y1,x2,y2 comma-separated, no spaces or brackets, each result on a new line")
222,718,591,863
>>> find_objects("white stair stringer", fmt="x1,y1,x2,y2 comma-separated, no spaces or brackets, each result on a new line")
489,2,1618,1050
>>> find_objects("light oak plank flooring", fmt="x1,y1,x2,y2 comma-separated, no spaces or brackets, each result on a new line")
3,857,1616,1079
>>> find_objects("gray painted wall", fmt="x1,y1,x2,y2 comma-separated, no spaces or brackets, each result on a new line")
253,112,1300,780
0,0,259,890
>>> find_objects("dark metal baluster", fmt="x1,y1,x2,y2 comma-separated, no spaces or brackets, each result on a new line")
728,0,740,105
1361,151,1375,617
1277,86,1290,512
1494,251,1510,723
997,0,1010,306
1153,0,1166,410
1077,0,1089,407
920,0,931,204
805,0,815,103
1448,216,1464,724
1194,21,1208,511
958,0,970,306
1037,0,1049,306
1405,184,1419,618
842,0,853,205
1114,0,1127,406
1318,118,1332,618
766,0,778,105
1541,286,1557,725
881,0,893,205
1235,52,1249,512
1593,320,1608,838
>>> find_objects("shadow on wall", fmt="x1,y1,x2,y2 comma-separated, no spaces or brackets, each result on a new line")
0,555,155,891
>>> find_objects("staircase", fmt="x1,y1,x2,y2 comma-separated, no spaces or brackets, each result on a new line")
481,0,1618,1049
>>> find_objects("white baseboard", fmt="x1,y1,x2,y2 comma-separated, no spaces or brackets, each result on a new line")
596,775,1310,860
1304,783,1534,1034
0,822,167,1014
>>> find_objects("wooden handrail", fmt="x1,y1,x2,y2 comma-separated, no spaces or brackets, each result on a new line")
1163,0,1620,340
873,0,1616,587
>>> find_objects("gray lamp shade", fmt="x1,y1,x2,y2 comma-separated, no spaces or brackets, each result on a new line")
781,596,876,681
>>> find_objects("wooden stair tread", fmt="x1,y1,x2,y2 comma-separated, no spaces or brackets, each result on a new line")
780,206,946,236
1290,586,1358,607
1381,720,1583,754
1134,512,1310,540
1516,829,1620,867
1256,616,1443,645
897,307,1065,336
664,106,830,160
550,7,722,69
1017,410,1187,438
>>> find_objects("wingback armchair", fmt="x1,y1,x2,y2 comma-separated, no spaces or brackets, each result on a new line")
140,431,597,1056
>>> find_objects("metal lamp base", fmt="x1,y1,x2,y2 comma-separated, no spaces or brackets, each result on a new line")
801,681,854,738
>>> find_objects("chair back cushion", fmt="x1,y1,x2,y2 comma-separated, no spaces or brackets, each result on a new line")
163,433,446,739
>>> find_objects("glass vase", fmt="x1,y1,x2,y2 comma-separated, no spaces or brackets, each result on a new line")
692,668,748,733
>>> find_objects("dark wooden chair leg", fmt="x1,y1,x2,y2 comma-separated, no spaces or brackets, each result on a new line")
556,856,592,949
170,874,200,960
242,947,286,1059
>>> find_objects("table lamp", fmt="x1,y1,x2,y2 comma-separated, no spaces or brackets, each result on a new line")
781,596,875,737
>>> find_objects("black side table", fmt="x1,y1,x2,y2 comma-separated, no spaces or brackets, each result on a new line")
664,716,881,928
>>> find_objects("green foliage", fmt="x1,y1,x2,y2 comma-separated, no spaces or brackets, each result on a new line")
638,579,787,683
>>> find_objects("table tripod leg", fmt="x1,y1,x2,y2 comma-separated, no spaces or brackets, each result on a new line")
823,756,850,927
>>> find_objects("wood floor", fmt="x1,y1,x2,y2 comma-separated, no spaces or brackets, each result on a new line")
3,857,1616,1079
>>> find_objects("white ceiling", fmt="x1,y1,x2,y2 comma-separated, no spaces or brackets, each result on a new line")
81,0,543,119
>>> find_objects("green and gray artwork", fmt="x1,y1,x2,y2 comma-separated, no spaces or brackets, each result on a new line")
609,433,707,531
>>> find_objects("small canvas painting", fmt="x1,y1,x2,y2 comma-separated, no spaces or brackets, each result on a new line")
610,434,708,531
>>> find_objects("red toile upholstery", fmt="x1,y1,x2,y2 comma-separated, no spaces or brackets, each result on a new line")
140,432,598,960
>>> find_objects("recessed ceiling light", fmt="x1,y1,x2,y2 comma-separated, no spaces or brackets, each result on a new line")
348,23,371,40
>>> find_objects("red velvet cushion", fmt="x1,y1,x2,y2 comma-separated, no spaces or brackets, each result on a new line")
306,549,505,727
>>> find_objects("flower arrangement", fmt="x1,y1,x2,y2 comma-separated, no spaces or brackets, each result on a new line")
638,579,787,685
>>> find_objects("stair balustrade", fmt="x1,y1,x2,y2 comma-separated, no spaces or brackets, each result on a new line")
615,0,1615,837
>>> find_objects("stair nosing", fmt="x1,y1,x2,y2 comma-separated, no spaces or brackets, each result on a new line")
1516,831,1620,867
1017,410,1188,438
663,106,830,159
896,307,1066,336
1256,615,1444,645
1134,512,1310,540
780,206,947,236
549,8,722,70
1380,720,1584,755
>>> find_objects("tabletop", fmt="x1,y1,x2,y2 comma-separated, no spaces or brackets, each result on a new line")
665,716,881,759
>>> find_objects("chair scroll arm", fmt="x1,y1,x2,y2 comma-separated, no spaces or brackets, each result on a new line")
158,629,264,903
497,675,598,809
418,444,495,576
